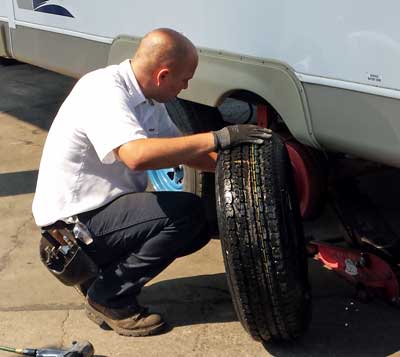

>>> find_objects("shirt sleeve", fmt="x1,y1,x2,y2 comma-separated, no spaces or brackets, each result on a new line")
85,85,147,164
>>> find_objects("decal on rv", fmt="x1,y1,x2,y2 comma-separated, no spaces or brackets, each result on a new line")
33,1,74,17
15,0,74,17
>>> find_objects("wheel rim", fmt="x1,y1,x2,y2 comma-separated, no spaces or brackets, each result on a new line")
285,140,324,219
147,166,184,191
286,143,311,218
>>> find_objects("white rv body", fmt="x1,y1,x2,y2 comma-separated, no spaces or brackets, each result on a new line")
4,1,400,90
1,1,400,166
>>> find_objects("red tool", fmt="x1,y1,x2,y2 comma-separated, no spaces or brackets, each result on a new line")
309,242,400,304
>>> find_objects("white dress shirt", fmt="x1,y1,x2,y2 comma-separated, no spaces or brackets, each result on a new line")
32,59,181,226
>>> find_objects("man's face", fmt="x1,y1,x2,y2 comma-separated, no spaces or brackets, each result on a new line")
154,54,198,102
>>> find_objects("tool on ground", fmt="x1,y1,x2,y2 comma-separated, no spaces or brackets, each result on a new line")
0,340,94,357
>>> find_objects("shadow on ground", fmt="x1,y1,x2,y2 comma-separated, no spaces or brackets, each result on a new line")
140,273,236,327
0,61,75,131
0,170,38,196
0,61,75,197
265,261,400,356
137,268,400,356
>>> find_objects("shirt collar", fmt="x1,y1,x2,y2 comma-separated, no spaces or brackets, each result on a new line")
119,59,147,107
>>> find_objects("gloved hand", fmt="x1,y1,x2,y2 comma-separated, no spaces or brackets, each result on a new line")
212,124,273,151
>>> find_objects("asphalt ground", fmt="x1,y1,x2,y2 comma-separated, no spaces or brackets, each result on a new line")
1,60,400,356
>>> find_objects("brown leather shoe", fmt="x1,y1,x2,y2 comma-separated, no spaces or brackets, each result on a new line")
85,297,165,336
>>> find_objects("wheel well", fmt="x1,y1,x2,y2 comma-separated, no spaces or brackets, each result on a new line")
227,89,267,106
218,89,287,132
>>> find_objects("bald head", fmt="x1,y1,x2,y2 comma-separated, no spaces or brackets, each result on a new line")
132,28,197,73
131,28,198,102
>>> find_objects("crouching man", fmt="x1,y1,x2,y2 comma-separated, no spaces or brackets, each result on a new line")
33,28,271,336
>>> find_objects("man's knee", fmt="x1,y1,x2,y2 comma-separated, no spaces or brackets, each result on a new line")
155,191,205,223
172,192,207,230
180,193,211,251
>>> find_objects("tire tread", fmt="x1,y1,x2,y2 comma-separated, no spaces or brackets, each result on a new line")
216,135,311,342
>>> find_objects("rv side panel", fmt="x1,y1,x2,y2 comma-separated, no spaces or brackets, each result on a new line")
11,25,110,77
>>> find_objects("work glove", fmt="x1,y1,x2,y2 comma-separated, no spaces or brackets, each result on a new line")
212,124,273,151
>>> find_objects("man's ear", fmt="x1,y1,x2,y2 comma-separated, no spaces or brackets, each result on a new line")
156,68,169,86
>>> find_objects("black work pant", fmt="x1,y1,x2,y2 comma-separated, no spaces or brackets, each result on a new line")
77,191,210,308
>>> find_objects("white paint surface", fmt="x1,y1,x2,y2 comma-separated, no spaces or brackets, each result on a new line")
7,0,400,91
0,2,10,18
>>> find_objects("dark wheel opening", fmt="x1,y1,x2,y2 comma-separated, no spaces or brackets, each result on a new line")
162,98,226,233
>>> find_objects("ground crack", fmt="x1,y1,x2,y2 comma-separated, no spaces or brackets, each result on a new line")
0,303,83,312
61,310,70,347
0,217,32,273
192,323,207,353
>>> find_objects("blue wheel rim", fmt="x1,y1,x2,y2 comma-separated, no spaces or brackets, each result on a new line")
147,166,184,191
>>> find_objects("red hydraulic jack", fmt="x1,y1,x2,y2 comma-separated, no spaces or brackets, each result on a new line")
307,180,400,306
307,242,400,304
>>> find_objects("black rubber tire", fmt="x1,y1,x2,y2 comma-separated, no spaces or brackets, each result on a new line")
215,134,311,342
165,98,225,233
166,98,225,135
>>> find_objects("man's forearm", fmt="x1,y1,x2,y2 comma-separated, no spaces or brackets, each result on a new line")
115,132,215,171
184,152,217,172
